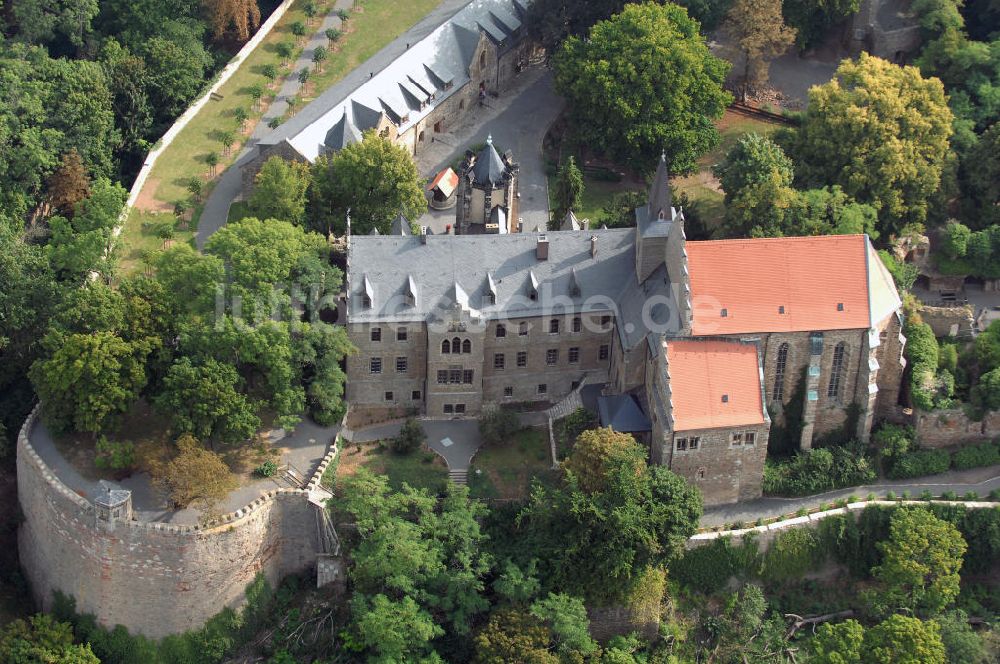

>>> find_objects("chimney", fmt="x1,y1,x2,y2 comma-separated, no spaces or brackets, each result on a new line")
536,234,549,261
590,235,598,259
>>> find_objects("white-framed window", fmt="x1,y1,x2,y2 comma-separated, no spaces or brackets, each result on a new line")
396,357,407,373
371,327,381,342
369,358,382,374
568,347,580,363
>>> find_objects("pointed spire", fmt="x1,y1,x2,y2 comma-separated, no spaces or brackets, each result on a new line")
647,151,672,222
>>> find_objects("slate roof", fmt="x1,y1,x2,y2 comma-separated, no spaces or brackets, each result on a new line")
260,0,529,161
637,154,674,239
346,229,678,349
472,138,508,186
686,234,901,336
665,339,766,431
390,214,411,236
598,394,652,433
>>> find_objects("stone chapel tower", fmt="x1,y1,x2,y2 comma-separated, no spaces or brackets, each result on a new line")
455,135,519,234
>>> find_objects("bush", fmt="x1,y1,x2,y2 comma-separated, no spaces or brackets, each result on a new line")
763,444,877,496
94,436,136,471
389,417,424,454
554,407,597,457
478,406,520,446
951,441,1000,470
887,448,951,479
254,460,278,478
671,535,761,594
760,528,821,583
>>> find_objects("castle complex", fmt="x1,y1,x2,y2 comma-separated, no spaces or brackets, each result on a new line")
344,156,905,505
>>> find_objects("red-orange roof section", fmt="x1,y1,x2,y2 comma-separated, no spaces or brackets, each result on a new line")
666,340,765,431
687,235,871,336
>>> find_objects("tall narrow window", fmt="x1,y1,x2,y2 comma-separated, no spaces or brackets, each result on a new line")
462,339,472,354
452,337,461,352
773,343,789,402
441,339,451,354
496,324,506,338
828,342,847,398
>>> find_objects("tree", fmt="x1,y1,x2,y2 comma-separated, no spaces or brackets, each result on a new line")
304,1,317,24
552,2,731,174
974,367,1000,410
11,0,99,48
154,358,260,445
552,157,584,222
247,157,312,226
528,593,598,656
873,507,967,617
296,322,352,425
297,68,310,87
783,0,861,50
0,613,99,664
936,609,985,664
865,615,946,664
808,619,865,664
290,20,306,41
203,0,261,43
152,244,225,318
219,130,235,157
309,131,426,236
325,28,341,46
312,45,328,73
599,190,646,228
46,177,127,282
30,331,147,435
561,427,645,494
785,53,954,237
248,83,265,111
276,41,294,66
206,151,219,176
942,221,972,258
716,132,795,201
151,434,238,510
99,40,153,172
261,63,278,88
142,29,213,121
46,149,91,218
351,594,443,662
389,417,424,454
722,0,797,101
478,406,520,446
234,107,250,133
959,122,1000,228
474,609,559,664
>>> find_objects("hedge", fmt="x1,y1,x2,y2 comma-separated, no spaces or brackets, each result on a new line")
763,445,877,496
951,440,1000,470
887,448,951,479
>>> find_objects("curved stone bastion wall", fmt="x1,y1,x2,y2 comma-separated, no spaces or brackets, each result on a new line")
17,408,337,639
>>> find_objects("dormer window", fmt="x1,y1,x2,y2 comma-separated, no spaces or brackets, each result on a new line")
778,305,785,314
362,274,374,310
527,270,539,301
722,394,729,403
720,308,728,318
837,302,844,311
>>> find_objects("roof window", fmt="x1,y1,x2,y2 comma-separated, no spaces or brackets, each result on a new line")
837,302,844,311
721,394,729,403
720,308,728,318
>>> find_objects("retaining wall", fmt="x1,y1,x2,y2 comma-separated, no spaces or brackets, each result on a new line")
914,408,1000,448
17,408,332,638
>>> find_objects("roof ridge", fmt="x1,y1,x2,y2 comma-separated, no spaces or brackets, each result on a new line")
688,234,866,247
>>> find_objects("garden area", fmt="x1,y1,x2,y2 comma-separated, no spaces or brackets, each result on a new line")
333,427,448,494
467,427,556,501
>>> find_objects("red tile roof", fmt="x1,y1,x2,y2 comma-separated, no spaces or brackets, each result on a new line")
666,340,765,431
686,235,884,336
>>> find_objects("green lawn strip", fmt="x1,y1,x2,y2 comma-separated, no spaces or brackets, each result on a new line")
297,0,442,106
469,428,556,500
146,0,322,209
119,208,196,274
365,445,448,492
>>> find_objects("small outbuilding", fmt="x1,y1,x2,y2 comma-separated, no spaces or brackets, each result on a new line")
428,167,459,209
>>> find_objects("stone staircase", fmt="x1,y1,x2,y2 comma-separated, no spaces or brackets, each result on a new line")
448,468,468,486
546,377,587,421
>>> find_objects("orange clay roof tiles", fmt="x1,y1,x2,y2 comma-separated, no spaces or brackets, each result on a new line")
686,234,883,336
665,340,765,431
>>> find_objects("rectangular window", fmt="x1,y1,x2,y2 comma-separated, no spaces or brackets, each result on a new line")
599,344,609,361
449,369,462,384
601,315,611,328
504,386,513,397
549,319,560,334
568,347,580,364
546,349,558,365
745,432,756,446
437,370,448,384
370,327,381,342
384,391,393,402
689,436,700,450
463,369,474,384
369,358,382,374
676,437,687,451
519,322,529,336
411,390,421,400
397,327,408,342
572,317,582,333
496,324,506,338
731,432,743,446
537,384,547,395
444,404,454,414
455,403,466,414
494,353,505,370
395,357,407,373
517,351,527,367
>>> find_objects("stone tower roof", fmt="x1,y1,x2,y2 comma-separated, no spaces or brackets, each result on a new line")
472,135,508,187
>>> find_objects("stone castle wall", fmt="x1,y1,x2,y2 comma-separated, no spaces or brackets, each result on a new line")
17,408,331,639
913,408,1000,448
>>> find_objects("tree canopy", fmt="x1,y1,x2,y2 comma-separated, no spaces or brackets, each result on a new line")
552,2,731,174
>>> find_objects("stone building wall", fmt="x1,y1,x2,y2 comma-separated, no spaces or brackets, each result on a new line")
919,305,975,338
913,408,1000,448
346,322,428,408
667,424,771,505
17,410,325,639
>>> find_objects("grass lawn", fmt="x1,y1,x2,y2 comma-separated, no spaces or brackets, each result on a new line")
119,208,196,273
468,428,557,501
336,441,448,492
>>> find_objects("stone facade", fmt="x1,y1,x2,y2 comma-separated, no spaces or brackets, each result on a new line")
16,409,333,639
845,0,922,62
913,408,1000,448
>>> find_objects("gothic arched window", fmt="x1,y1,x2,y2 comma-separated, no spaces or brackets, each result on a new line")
441,339,450,354
828,342,847,399
773,343,789,402
462,339,472,354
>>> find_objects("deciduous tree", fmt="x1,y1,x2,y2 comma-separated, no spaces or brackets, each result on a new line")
202,0,261,43
46,149,91,218
308,131,426,236
0,613,99,664
553,3,731,173
152,433,238,510
865,615,946,664
552,156,584,222
722,0,797,100
247,156,312,225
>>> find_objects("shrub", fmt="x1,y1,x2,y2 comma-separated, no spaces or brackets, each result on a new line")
478,406,521,446
885,491,896,501
963,491,979,500
254,460,278,478
389,417,424,454
94,437,136,471
763,444,876,496
887,448,951,479
761,528,821,583
951,441,1000,470
942,490,958,500
921,490,934,500
671,535,761,594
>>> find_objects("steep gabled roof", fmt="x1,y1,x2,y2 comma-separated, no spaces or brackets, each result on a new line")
472,137,507,186
666,339,765,431
390,214,411,236
686,235,896,335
